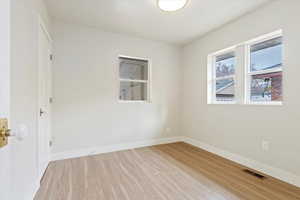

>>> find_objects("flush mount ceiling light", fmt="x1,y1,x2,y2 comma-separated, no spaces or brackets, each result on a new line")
158,0,188,12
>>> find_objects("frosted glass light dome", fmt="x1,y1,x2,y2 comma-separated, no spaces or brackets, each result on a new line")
158,0,188,12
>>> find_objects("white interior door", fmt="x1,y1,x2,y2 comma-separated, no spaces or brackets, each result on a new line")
38,22,52,180
0,0,11,199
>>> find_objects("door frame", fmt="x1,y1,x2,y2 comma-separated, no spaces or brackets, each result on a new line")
0,0,11,199
37,15,53,181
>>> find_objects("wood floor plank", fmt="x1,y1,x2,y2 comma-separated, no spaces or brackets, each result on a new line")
174,143,300,199
35,142,300,200
164,143,295,200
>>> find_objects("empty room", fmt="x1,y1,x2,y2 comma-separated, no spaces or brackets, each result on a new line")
1,0,300,199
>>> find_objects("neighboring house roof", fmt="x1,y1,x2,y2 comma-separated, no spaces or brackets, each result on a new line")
216,81,234,96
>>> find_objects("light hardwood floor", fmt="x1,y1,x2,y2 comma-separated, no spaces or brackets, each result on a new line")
35,142,300,200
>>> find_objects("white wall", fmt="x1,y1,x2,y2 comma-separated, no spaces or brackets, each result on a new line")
182,0,300,179
51,21,182,154
10,0,51,199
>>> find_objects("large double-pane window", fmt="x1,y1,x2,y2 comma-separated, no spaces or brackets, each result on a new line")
208,30,283,105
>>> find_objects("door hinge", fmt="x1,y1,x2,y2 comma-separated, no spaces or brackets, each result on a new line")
39,108,45,117
49,97,53,104
50,54,53,61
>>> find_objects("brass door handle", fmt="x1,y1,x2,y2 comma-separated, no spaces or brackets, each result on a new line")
0,129,11,137
0,118,10,148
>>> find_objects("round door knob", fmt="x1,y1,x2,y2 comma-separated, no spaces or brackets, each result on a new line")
14,124,29,141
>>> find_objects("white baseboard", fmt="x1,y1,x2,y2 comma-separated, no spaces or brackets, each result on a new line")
51,136,183,161
51,136,300,188
183,137,300,188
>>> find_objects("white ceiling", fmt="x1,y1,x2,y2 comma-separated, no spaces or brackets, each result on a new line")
45,0,272,45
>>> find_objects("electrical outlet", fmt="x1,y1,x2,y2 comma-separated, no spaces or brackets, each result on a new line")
262,140,270,151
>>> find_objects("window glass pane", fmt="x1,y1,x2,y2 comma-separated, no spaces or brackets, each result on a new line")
250,72,282,102
119,81,147,101
216,52,235,78
216,78,235,102
119,57,148,80
250,37,282,72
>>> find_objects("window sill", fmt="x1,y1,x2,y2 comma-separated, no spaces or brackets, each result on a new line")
208,101,237,105
119,100,151,104
245,101,283,106
207,101,283,106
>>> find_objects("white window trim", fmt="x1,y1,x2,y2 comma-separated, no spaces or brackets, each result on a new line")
244,30,283,106
208,30,283,106
118,55,152,103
